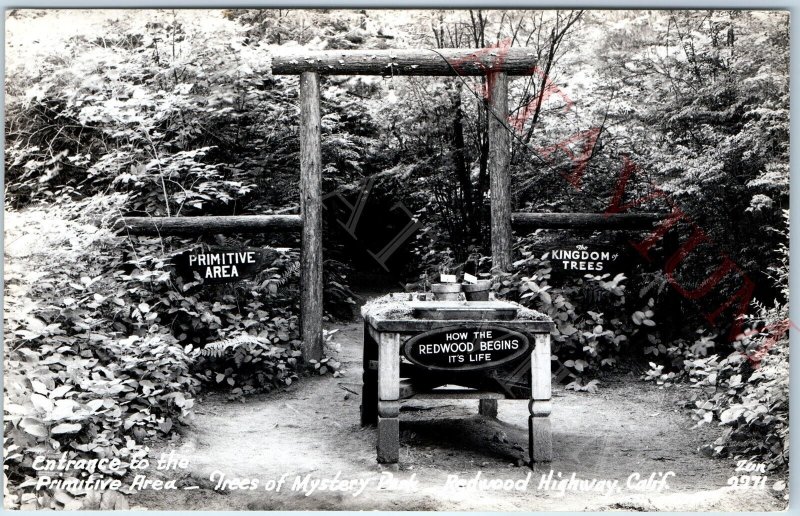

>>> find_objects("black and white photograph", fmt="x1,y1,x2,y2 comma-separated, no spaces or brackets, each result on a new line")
2,7,791,512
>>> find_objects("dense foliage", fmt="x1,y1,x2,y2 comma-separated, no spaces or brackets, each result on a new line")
3,198,311,508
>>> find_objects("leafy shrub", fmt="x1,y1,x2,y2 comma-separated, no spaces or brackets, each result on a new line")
2,200,346,507
493,242,646,377
5,11,276,216
3,204,198,509
323,259,360,320
683,215,789,471
685,324,788,471
191,328,343,401
192,333,302,399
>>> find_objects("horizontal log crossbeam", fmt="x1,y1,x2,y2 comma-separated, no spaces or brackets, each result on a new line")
272,47,540,76
120,213,664,236
119,215,302,236
512,212,664,231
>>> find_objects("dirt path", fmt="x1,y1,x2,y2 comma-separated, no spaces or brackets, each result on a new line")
132,319,784,511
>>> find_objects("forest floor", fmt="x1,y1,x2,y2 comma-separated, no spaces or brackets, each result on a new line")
131,298,787,512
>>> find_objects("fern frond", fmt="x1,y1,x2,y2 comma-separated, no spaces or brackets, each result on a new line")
261,260,300,293
278,261,300,286
198,335,270,358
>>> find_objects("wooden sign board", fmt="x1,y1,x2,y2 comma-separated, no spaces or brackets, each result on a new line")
172,247,272,284
546,243,625,278
403,325,529,371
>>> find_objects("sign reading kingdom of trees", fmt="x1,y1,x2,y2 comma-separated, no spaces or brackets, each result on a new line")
172,247,271,284
403,325,530,371
547,244,623,276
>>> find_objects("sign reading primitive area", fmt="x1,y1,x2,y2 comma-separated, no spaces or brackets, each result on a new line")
403,325,530,371
172,247,272,284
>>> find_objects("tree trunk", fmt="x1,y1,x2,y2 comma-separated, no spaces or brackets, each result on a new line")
451,82,476,241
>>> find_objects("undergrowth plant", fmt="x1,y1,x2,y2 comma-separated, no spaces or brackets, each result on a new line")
3,199,345,508
683,211,790,472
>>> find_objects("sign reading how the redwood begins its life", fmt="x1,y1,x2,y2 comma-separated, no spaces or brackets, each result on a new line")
403,325,529,371
172,247,272,284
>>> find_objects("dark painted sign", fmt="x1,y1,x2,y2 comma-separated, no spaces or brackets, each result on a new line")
547,243,623,276
172,247,272,284
403,325,529,371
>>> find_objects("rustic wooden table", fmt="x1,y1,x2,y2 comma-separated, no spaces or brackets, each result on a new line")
360,298,555,464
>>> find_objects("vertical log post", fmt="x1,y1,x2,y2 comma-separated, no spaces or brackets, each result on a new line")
488,71,511,273
484,71,511,422
300,71,323,361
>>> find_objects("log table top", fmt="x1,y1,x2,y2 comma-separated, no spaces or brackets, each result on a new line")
361,296,554,334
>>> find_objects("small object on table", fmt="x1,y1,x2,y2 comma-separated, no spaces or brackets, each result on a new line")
462,279,492,301
431,282,462,301
439,273,457,283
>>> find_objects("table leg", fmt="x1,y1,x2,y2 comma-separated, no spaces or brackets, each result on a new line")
377,401,400,463
529,400,553,462
530,334,553,462
478,399,498,417
377,331,400,463
360,321,378,426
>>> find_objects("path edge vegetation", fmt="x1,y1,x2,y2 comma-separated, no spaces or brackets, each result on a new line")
3,8,789,510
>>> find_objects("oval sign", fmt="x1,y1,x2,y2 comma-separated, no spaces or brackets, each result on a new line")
403,325,530,372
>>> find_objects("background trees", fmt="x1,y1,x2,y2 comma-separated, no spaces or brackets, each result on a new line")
8,9,786,296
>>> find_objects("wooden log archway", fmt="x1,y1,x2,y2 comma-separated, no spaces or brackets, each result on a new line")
122,47,541,360
271,47,527,357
